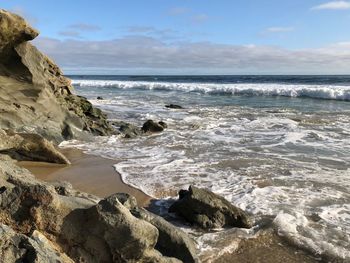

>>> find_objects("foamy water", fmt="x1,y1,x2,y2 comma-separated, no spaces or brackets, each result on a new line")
62,76,350,261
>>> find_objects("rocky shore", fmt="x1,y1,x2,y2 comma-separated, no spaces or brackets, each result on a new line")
0,9,327,263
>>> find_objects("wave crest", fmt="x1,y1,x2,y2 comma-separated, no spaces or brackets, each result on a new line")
72,79,350,101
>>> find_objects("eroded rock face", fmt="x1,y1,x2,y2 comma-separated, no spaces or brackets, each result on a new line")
0,9,114,142
169,186,252,229
0,129,70,164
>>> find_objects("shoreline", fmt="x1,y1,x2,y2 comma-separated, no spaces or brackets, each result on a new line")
19,147,323,263
18,147,152,207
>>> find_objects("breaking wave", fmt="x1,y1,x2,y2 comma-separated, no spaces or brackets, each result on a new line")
72,79,350,101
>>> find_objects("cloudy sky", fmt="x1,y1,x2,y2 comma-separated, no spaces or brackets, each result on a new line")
3,0,350,74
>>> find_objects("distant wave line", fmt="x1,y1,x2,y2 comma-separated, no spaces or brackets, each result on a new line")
71,79,350,101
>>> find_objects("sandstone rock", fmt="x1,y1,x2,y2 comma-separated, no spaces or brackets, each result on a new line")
0,129,70,164
0,224,73,263
0,9,114,142
169,186,252,229
60,194,181,263
142,120,166,133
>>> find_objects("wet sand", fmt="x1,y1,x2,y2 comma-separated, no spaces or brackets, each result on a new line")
18,148,151,207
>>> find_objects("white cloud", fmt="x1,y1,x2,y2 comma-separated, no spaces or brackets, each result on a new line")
312,1,350,10
265,27,295,33
32,36,350,74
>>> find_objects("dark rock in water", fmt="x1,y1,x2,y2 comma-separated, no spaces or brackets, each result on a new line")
132,208,200,263
142,120,166,133
158,121,168,129
97,96,104,100
169,185,252,229
165,104,183,109
119,122,142,138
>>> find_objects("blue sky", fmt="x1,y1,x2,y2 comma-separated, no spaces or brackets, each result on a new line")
3,0,350,74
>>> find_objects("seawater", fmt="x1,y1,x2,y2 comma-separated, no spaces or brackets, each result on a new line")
61,75,350,261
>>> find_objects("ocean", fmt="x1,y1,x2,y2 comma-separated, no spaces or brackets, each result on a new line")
62,75,350,261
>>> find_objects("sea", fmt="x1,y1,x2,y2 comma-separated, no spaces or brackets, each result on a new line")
61,75,350,261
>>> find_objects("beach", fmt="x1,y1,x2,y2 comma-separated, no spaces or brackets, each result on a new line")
18,148,151,207
20,147,320,263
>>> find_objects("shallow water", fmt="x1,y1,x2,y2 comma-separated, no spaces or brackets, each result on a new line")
62,75,350,261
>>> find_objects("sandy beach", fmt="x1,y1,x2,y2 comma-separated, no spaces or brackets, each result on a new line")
18,147,151,207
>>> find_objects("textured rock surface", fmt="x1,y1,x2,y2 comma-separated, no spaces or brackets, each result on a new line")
115,193,199,263
133,208,200,263
0,224,73,263
0,157,181,263
0,9,114,142
169,186,252,229
0,129,70,164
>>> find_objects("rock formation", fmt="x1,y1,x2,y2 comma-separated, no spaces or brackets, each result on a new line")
0,9,114,142
169,186,252,229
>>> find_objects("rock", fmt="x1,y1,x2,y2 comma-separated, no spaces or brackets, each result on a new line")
142,120,166,133
0,224,73,263
0,157,179,262
0,129,70,164
119,122,142,138
132,208,199,263
61,194,181,263
114,193,198,263
169,186,252,229
0,9,114,142
97,96,104,100
158,121,168,129
165,104,183,109
114,193,138,210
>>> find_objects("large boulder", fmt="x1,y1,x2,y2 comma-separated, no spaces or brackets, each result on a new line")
60,194,181,263
169,186,252,229
0,129,70,164
0,9,114,142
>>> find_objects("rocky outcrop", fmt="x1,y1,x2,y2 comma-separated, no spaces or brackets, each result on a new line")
0,129,70,164
0,156,181,262
169,186,252,229
0,9,114,142
116,193,199,263
142,120,167,133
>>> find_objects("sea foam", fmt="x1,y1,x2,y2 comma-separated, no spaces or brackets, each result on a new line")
72,79,350,101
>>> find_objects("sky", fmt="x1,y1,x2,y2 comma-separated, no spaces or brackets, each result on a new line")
2,0,350,74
